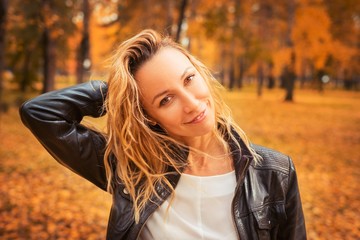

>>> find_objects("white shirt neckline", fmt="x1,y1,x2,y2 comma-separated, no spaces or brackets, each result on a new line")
139,170,238,240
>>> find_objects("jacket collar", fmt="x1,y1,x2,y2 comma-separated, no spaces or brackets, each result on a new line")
228,127,254,181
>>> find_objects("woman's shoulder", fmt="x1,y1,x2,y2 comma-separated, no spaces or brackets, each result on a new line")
250,144,293,175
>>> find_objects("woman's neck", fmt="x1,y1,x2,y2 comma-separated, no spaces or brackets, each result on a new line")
183,133,234,176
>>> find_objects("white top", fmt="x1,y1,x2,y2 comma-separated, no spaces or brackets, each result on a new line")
139,171,238,240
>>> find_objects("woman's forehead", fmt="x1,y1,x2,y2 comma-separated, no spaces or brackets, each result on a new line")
135,48,193,83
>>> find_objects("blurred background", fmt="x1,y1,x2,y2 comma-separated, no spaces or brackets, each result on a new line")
0,0,359,239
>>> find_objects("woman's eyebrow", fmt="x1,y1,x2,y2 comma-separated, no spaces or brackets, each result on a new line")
180,66,194,80
152,90,169,104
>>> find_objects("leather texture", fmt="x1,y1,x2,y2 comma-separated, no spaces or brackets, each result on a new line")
20,81,306,240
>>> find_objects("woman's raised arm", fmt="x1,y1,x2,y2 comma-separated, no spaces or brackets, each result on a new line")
19,80,109,191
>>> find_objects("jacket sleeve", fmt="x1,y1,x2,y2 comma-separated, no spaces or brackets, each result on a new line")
19,80,109,191
279,158,307,239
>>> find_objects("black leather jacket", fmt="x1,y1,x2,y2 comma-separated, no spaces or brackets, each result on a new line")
20,81,306,240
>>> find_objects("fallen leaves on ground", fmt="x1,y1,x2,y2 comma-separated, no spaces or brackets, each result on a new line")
227,88,360,239
0,87,359,239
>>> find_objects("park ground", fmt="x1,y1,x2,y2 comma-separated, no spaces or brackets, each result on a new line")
0,86,359,239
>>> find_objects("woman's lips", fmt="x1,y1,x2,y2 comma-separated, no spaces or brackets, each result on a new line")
185,108,207,124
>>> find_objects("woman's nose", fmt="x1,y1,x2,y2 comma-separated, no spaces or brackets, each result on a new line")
182,91,200,113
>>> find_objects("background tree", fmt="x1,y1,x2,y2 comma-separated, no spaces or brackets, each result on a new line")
284,52,296,101
2,0,359,94
175,0,188,42
6,0,43,92
6,0,75,93
76,0,91,84
41,0,77,92
253,0,275,96
324,0,360,89
41,0,57,93
165,0,176,37
293,1,333,88
0,0,8,111
284,0,296,101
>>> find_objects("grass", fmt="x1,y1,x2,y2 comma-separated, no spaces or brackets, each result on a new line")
0,85,359,239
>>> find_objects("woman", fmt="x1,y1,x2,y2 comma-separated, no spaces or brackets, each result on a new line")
20,29,306,239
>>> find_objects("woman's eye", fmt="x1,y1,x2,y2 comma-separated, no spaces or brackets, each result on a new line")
159,96,172,106
184,74,195,85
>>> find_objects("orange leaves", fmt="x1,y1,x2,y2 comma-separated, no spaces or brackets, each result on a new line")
0,108,111,239
293,4,333,69
1,87,360,239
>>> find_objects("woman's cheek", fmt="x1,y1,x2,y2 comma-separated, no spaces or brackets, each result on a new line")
157,105,182,126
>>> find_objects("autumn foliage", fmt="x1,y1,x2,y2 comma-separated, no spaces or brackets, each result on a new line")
1,0,359,94
0,87,359,239
0,0,359,239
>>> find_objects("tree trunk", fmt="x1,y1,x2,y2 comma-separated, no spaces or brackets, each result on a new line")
284,52,296,101
237,57,245,89
42,27,56,93
229,61,235,90
285,0,295,47
175,0,188,42
257,63,264,97
232,0,242,89
219,44,226,85
229,39,236,90
0,0,8,112
267,62,275,89
40,0,57,93
284,0,296,102
20,51,32,93
284,67,296,101
77,0,91,84
300,58,306,88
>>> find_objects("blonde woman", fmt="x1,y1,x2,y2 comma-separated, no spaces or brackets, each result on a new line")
20,29,306,239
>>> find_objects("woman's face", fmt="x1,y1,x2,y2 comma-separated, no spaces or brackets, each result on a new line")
135,47,216,143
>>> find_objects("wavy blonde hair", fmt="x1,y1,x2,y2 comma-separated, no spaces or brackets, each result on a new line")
104,29,259,223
